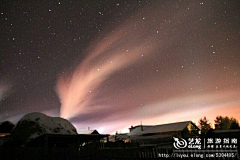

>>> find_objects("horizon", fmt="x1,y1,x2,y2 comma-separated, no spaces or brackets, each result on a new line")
1,111,239,134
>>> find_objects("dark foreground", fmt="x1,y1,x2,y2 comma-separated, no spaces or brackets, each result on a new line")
0,146,239,160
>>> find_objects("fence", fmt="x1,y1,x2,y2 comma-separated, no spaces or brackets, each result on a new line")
0,146,239,159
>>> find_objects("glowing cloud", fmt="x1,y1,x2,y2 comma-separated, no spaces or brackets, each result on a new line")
0,77,12,103
56,10,158,119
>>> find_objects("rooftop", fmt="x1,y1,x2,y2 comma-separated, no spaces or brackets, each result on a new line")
77,129,99,135
128,121,197,136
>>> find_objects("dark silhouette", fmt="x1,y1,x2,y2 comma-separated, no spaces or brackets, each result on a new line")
230,120,240,129
198,116,212,135
0,121,14,133
214,116,239,130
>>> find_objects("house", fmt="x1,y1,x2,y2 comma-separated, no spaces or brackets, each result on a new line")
130,134,172,147
109,133,130,143
0,121,14,137
127,121,200,147
78,129,99,135
128,121,200,138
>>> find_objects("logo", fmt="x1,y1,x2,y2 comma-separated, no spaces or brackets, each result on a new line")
173,137,187,149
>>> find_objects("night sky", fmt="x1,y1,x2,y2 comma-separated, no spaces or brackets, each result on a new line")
1,1,239,134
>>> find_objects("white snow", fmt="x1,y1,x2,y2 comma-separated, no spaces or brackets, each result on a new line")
15,112,77,141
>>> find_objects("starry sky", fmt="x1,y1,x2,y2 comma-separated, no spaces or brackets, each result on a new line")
0,1,239,134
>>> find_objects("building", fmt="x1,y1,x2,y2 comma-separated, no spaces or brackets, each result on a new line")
130,134,172,147
127,121,200,147
109,133,130,143
0,121,14,137
128,121,200,138
78,129,99,135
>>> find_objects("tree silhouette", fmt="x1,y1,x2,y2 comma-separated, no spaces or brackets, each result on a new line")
214,116,239,130
198,116,212,135
230,119,240,129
